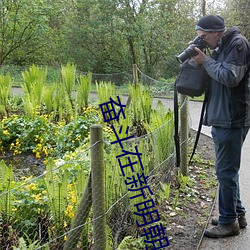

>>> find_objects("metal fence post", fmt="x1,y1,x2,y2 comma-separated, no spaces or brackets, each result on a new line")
180,94,189,176
91,124,106,250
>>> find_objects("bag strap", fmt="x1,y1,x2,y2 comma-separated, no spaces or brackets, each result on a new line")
189,91,208,164
174,80,180,168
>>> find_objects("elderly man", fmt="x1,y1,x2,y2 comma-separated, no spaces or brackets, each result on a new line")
192,15,250,238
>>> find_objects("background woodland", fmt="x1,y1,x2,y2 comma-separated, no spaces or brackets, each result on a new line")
0,0,249,80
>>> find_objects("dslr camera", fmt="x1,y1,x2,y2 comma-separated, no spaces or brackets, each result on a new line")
176,36,208,64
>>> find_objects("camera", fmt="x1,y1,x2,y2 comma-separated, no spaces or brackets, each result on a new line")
176,36,208,64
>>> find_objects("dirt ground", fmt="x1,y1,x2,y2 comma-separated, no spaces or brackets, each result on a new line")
162,130,217,250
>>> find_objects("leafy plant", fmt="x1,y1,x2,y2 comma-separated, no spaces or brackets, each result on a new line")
145,100,174,164
60,62,76,103
21,65,47,118
156,182,171,204
0,73,12,117
43,84,55,114
0,161,15,222
76,72,92,111
129,84,152,124
96,81,116,105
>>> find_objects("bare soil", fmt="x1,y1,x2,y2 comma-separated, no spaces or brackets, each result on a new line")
161,130,217,250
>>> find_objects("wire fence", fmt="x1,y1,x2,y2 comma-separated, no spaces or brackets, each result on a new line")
0,66,191,249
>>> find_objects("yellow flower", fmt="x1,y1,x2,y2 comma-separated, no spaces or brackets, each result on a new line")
36,152,41,159
26,183,37,191
3,130,9,135
65,205,74,218
32,193,42,201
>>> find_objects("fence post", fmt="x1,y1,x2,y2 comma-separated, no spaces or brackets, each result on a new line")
126,64,138,108
91,124,106,250
133,64,138,86
180,94,188,176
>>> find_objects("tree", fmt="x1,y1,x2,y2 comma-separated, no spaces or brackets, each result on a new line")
0,0,49,65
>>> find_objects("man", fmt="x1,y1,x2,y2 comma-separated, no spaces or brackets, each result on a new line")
192,15,250,238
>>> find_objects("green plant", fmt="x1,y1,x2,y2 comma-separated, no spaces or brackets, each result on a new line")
178,173,191,189
76,72,92,111
129,84,152,125
96,81,116,105
0,161,15,222
0,73,12,117
155,182,171,204
60,62,76,102
43,84,55,114
13,233,49,250
172,190,180,210
21,65,47,118
12,177,49,241
145,100,174,164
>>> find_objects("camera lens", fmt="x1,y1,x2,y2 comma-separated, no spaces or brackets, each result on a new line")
176,45,198,63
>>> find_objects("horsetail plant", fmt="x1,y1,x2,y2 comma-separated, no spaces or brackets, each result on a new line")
0,161,14,223
21,65,47,118
76,72,92,112
60,63,76,103
0,73,12,117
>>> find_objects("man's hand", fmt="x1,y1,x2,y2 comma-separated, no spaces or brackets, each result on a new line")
192,47,207,64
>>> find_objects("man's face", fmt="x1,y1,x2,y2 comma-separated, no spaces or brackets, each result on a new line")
196,30,222,49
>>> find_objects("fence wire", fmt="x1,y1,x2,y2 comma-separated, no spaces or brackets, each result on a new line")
0,68,191,250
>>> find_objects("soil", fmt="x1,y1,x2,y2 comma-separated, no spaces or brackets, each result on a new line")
0,152,45,180
161,130,217,250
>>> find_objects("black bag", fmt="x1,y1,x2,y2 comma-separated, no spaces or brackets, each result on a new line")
175,58,209,97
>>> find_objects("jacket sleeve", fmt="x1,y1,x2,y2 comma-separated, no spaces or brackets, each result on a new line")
203,38,250,87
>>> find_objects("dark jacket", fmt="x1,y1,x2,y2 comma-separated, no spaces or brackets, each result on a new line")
203,26,250,128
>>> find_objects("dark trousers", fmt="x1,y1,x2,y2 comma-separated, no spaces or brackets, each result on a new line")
211,126,249,225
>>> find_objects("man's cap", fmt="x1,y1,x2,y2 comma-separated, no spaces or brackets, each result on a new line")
195,15,225,32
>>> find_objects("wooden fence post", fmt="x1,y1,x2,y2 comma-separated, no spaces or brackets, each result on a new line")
91,124,106,250
133,63,138,86
126,64,138,108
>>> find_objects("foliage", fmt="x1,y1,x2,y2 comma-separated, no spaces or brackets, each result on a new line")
0,107,100,158
0,0,52,65
21,65,47,118
0,161,15,222
0,0,235,78
76,72,92,110
0,73,12,117
0,79,177,248
61,63,76,102
145,100,175,164
96,81,117,105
